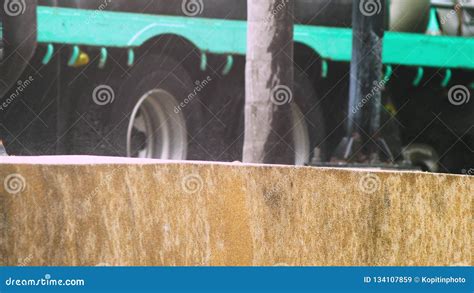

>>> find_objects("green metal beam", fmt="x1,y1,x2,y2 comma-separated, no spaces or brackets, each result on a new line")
36,6,474,70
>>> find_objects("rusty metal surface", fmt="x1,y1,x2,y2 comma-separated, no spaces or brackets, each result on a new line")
0,156,471,266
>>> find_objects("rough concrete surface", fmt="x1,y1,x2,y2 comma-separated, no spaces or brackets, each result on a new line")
0,156,472,266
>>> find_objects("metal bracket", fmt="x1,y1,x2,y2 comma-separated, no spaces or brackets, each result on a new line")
426,7,442,35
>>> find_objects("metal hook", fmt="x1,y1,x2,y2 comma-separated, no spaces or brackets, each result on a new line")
321,59,328,78
222,55,234,75
127,49,135,67
383,65,393,82
412,67,424,87
98,48,108,69
200,52,207,71
67,46,80,67
441,68,452,88
41,44,54,65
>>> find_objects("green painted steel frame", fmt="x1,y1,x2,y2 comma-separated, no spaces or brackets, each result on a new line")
37,6,474,70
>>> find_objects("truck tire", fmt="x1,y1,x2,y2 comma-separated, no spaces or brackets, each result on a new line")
389,0,431,33
201,69,326,165
68,54,204,160
437,0,474,36
291,71,327,165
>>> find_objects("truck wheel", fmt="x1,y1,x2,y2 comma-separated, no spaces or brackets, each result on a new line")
291,71,326,165
69,55,204,160
202,69,325,165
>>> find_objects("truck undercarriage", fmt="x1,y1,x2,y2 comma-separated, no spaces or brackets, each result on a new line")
0,0,473,174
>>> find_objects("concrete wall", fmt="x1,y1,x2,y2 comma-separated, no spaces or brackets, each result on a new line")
0,156,471,266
